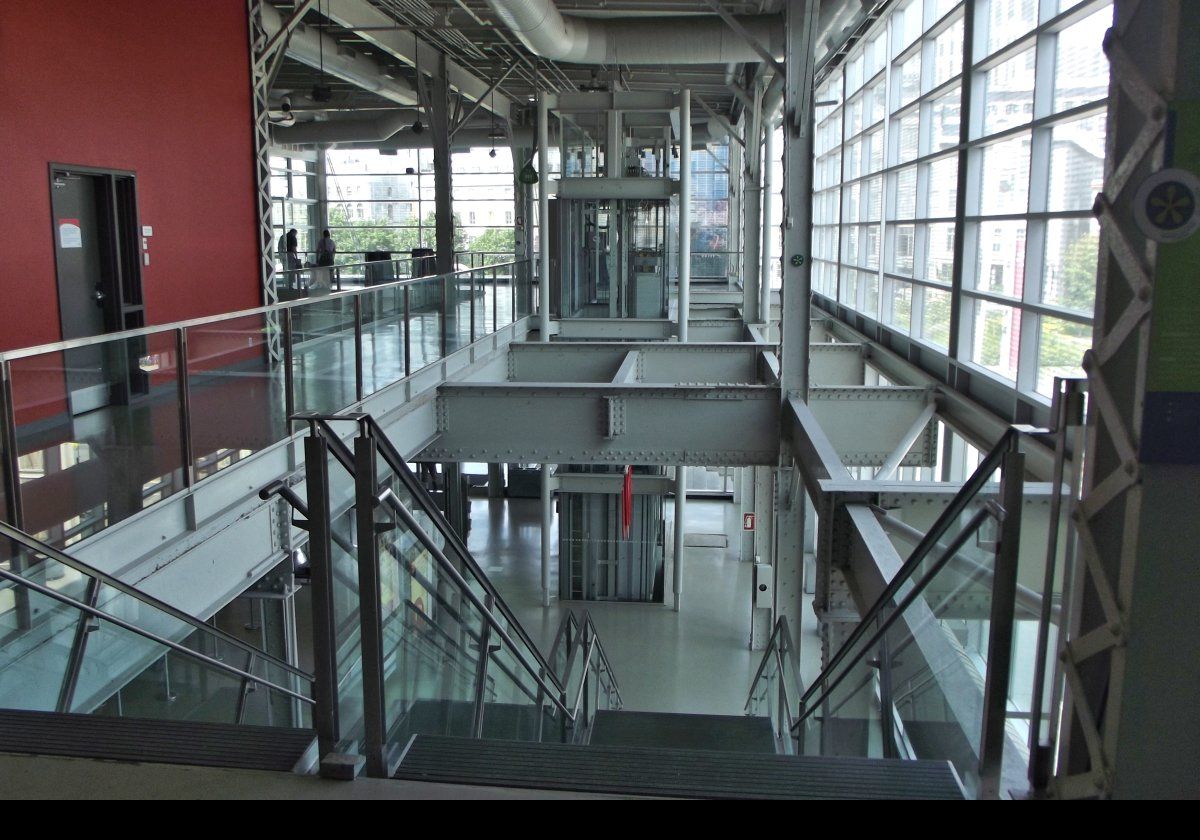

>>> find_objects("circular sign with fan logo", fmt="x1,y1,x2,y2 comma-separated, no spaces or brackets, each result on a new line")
1134,168,1200,243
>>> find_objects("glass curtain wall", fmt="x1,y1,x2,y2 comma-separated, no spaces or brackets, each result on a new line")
270,152,319,268
323,147,517,267
812,0,1111,399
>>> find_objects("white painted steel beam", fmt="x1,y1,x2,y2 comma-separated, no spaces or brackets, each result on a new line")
422,383,781,466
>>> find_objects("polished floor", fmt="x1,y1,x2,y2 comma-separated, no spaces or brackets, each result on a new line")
467,496,762,716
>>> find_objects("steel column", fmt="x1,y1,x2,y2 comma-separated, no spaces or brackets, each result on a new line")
538,93,551,342
678,89,692,342
672,465,687,611
353,431,388,777
303,433,342,767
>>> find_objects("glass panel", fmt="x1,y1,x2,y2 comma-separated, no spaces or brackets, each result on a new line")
896,167,918,219
1048,113,1107,211
1036,316,1090,396
187,315,288,480
1042,218,1099,312
290,295,358,415
979,134,1031,215
407,277,444,371
11,332,185,548
0,536,310,725
983,48,1036,136
361,285,406,397
930,87,962,151
974,220,1028,298
970,298,1022,381
931,17,965,89
1054,6,1114,112
925,223,956,284
895,112,920,164
895,54,922,111
927,155,959,218
986,0,1037,55
892,224,916,275
886,280,913,332
922,288,953,349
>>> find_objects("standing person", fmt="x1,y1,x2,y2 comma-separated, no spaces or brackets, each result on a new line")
285,228,300,271
316,229,337,267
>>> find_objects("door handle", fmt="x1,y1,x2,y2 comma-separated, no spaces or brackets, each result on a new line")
93,287,106,303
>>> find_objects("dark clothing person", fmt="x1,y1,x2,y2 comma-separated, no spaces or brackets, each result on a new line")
316,230,336,267
284,229,300,271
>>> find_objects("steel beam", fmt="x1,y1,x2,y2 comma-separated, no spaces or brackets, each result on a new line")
422,383,781,466
507,341,765,384
807,387,938,467
809,342,867,386
554,317,747,342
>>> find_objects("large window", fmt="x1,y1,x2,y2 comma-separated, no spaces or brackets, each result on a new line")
270,152,318,265
811,0,1111,399
324,146,516,266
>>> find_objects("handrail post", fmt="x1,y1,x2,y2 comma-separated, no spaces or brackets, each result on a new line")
353,295,364,403
978,441,1025,799
440,272,449,358
353,426,389,777
403,285,412,378
303,429,347,776
0,360,24,531
492,266,498,330
175,328,195,488
470,271,477,343
877,633,897,759
471,593,495,739
282,308,295,432
57,576,101,713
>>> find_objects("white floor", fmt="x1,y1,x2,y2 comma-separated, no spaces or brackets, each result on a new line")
466,496,760,716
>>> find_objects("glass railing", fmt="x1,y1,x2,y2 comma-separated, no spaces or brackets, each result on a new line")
284,414,620,776
0,522,314,726
745,616,803,755
0,260,535,554
773,419,1077,799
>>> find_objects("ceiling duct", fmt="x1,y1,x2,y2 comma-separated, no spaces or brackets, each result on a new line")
273,111,420,145
261,4,417,106
483,0,782,64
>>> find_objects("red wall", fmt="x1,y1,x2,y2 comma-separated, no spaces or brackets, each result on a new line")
0,0,262,352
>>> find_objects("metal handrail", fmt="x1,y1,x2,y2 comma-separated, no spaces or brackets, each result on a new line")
744,615,802,715
377,488,577,721
299,414,563,693
0,259,528,362
356,413,567,694
795,503,995,728
795,426,1023,711
0,519,313,684
0,563,314,706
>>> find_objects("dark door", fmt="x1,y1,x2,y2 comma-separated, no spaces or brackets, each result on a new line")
50,168,142,414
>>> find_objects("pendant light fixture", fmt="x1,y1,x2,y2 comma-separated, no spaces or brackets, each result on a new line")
410,26,424,134
311,0,332,102
489,70,498,158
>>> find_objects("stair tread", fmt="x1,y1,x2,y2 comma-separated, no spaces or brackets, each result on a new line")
589,710,777,754
0,709,314,773
394,734,966,799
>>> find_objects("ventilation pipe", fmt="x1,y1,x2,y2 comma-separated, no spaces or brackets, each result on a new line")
261,4,417,106
273,111,419,145
484,0,782,64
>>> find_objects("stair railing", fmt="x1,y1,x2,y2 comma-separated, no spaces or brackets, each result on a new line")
279,412,622,777
744,615,803,755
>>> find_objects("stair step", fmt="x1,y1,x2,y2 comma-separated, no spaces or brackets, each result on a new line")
394,734,965,799
589,710,777,754
0,709,315,773
396,699,552,743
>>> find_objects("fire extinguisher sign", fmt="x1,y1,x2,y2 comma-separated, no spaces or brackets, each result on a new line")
743,513,756,531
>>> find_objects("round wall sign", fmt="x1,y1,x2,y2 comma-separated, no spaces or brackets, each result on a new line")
1133,168,1200,243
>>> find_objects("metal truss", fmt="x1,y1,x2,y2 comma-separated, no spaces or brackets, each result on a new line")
1052,0,1178,800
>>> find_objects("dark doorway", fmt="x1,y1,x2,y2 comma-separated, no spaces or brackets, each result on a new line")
50,166,146,414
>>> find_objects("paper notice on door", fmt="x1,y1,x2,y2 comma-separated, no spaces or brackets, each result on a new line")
58,219,82,249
